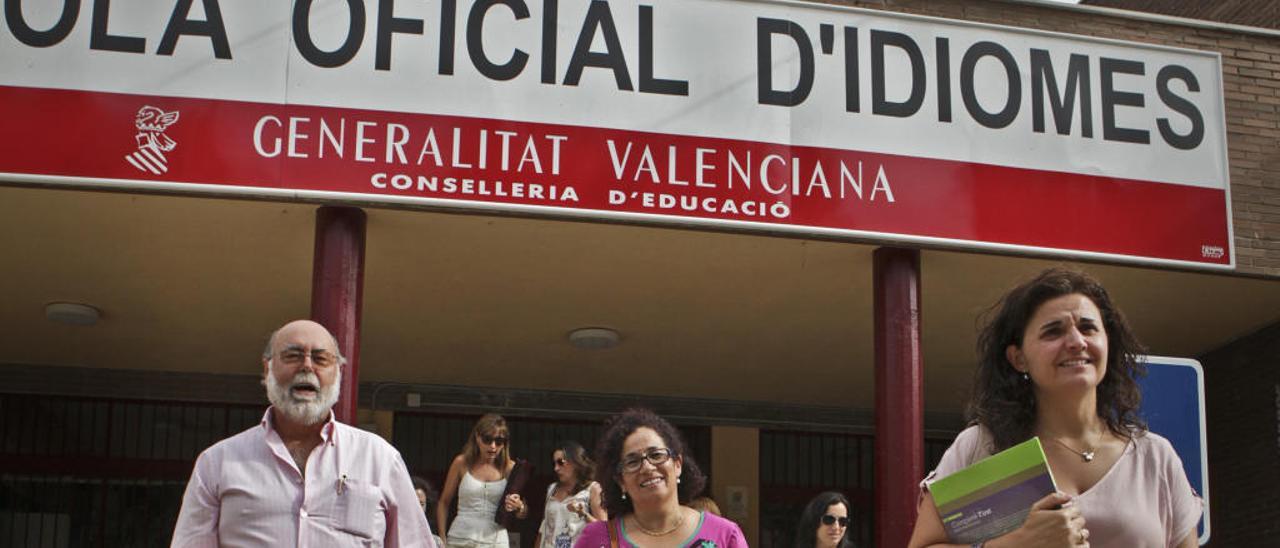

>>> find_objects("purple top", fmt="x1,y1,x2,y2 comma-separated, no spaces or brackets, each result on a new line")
573,512,747,548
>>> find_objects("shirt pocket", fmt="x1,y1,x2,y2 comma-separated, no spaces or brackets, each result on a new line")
333,477,385,540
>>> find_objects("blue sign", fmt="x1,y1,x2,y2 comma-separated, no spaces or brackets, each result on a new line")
1135,356,1210,545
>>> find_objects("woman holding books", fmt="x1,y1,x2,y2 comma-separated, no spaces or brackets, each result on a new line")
908,268,1201,548
573,408,747,548
438,413,529,547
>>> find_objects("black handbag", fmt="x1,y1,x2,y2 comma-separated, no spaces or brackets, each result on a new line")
493,458,535,529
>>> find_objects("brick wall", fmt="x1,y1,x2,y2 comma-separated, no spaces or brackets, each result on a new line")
1200,321,1280,546
831,0,1280,277
833,1,1280,543
1083,0,1279,31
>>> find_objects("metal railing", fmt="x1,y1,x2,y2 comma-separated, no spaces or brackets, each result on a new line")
0,393,260,547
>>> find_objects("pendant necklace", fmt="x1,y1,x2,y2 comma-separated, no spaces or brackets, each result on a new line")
1053,437,1096,463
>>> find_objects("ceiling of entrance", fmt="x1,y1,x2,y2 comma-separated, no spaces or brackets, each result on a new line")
3,185,1279,415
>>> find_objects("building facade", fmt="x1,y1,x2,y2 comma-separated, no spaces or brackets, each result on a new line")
2,0,1278,546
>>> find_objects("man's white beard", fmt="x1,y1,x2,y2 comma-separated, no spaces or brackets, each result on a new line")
265,361,341,426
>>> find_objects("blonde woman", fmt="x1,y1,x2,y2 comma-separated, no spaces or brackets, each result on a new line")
438,414,528,547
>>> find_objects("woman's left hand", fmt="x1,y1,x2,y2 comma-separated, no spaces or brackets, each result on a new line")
504,493,526,515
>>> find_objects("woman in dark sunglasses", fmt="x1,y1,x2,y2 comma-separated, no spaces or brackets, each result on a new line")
574,408,746,547
535,441,607,548
438,413,528,547
794,492,854,548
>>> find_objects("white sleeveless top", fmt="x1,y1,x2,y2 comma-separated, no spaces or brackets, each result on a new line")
447,471,509,547
537,482,596,548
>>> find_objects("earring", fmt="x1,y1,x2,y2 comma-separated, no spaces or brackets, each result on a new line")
677,477,681,484
1021,372,1029,381
621,492,627,501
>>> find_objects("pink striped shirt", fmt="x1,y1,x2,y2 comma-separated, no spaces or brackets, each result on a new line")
171,409,436,548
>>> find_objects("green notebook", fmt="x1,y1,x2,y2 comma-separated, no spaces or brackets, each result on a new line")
929,437,1058,545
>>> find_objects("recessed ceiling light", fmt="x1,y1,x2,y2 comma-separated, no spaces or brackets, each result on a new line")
45,302,101,326
568,327,621,350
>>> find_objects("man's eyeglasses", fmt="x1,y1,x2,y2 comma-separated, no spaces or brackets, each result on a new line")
821,515,849,527
618,447,673,473
478,433,508,446
278,349,337,367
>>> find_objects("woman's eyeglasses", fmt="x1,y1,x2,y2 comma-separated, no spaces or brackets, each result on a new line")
478,433,508,446
554,458,568,467
618,447,673,473
821,515,849,527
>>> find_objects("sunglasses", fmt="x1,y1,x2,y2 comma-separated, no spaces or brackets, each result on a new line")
821,515,849,527
478,433,508,446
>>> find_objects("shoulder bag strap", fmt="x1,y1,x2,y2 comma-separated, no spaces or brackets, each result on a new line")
607,518,619,548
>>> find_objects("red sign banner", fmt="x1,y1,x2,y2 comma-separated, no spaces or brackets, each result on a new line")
0,0,1233,267
0,85,1230,266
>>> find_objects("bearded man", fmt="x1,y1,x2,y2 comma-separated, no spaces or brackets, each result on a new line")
171,320,436,547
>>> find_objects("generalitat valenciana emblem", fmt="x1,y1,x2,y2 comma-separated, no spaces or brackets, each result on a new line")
125,106,180,175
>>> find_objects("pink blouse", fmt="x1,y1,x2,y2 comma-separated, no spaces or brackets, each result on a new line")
922,425,1202,548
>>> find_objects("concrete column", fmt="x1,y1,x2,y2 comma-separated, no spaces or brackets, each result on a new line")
711,426,759,545
311,206,367,425
873,247,924,548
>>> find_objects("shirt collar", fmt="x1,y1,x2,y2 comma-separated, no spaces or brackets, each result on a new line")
261,407,338,444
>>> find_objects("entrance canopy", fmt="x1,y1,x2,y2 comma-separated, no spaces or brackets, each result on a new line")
3,185,1276,418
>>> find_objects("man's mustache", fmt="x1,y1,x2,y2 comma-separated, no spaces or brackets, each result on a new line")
288,372,320,388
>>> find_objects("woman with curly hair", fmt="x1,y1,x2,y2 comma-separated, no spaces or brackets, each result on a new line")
536,441,607,548
574,408,746,548
909,268,1201,548
794,491,854,548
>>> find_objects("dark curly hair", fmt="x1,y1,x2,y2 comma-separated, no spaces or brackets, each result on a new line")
555,440,597,493
794,491,855,548
968,267,1147,451
593,408,707,515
